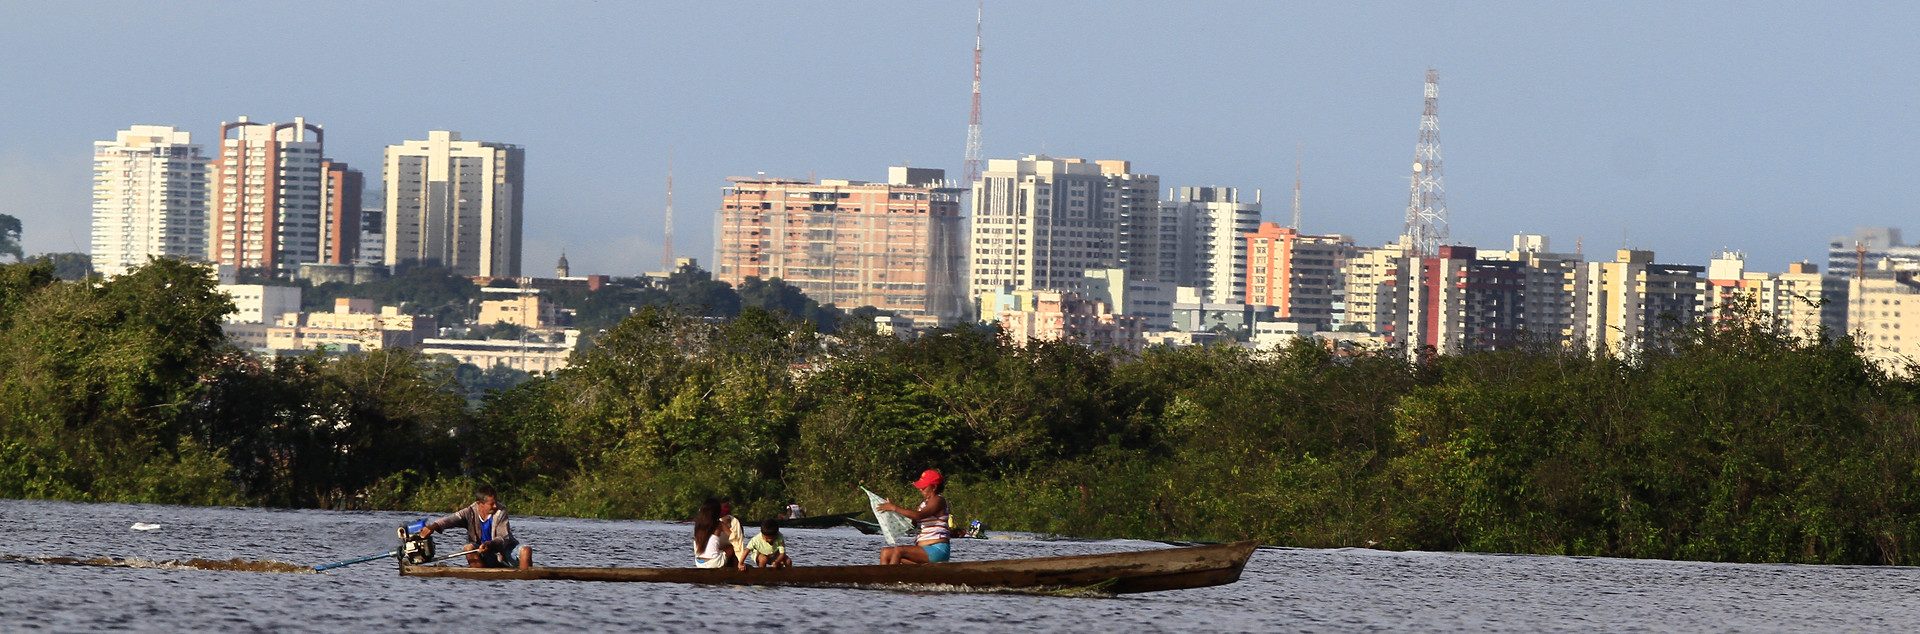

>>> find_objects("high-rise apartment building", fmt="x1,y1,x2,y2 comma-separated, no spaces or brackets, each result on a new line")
1402,246,1527,355
1244,222,1349,328
383,131,525,277
90,125,209,276
716,167,967,325
1568,249,1706,354
1339,241,1411,337
1488,235,1583,346
318,161,363,265
1162,186,1261,303
1099,160,1162,283
1848,272,1920,371
208,116,326,274
1706,253,1847,339
969,156,1123,300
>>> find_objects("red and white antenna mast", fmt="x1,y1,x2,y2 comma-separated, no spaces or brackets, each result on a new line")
662,152,675,270
963,0,983,184
1403,68,1448,257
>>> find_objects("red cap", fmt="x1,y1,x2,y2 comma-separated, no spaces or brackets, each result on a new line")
913,469,943,489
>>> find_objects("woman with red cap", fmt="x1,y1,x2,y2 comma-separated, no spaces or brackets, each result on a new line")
876,469,951,564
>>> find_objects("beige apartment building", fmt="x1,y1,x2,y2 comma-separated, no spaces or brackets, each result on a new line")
716,167,966,325
264,298,433,352
1706,253,1848,339
477,287,560,329
1568,249,1706,354
1339,241,1411,337
1848,272,1920,370
384,131,525,277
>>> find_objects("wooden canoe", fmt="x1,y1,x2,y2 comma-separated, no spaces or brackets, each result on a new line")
774,511,862,529
399,541,1257,595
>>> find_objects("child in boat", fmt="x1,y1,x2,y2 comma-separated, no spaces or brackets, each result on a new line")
744,518,791,568
718,499,746,570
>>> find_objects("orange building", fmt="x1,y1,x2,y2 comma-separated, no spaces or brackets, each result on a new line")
716,167,965,325
209,116,326,274
1244,222,1351,328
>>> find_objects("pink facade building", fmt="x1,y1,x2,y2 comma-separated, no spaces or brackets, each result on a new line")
985,289,1146,353
716,167,966,325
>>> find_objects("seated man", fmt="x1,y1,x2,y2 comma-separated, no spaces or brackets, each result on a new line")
417,485,532,569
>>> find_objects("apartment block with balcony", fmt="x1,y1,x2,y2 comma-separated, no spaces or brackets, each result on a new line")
716,167,966,325
1244,222,1351,329
209,116,327,274
91,125,209,276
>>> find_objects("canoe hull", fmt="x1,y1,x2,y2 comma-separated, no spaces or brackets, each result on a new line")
400,541,1256,595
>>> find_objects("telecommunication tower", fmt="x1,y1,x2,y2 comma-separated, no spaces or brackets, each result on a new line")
662,154,675,270
1403,68,1449,257
962,0,983,184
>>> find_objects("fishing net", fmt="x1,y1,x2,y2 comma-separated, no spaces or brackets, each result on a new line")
862,487,916,546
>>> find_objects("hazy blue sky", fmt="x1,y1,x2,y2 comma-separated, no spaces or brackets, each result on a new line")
2,1,1915,275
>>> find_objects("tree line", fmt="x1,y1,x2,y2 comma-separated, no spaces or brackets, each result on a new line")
3,257,1920,565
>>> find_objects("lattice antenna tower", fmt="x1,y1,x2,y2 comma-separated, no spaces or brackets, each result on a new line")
1403,68,1449,257
963,0,983,184
1291,143,1303,229
662,152,675,270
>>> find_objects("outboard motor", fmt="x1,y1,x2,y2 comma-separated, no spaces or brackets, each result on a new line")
397,518,436,565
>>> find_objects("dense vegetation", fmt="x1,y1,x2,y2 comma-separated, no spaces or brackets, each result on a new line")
5,257,1920,565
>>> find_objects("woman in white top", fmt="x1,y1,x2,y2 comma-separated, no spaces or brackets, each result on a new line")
692,498,734,569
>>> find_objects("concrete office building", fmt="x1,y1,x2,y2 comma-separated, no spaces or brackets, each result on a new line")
716,167,966,325
91,125,210,276
209,117,326,274
383,131,525,277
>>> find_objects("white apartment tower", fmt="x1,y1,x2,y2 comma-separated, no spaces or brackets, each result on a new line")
969,156,1125,300
383,131,525,277
209,116,325,274
1162,186,1262,303
91,126,209,276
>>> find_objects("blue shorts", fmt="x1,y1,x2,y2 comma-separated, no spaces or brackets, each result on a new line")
921,541,950,563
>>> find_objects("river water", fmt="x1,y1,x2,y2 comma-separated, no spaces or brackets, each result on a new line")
3,499,1918,632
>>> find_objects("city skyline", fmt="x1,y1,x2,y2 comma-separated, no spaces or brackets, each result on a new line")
3,1,1917,275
